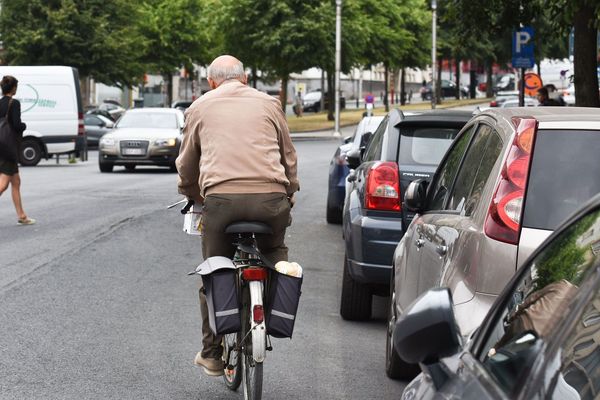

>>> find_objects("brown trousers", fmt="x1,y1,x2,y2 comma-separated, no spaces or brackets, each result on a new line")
199,193,291,358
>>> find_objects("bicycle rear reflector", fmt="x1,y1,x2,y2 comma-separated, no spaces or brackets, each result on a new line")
253,305,264,324
242,267,268,281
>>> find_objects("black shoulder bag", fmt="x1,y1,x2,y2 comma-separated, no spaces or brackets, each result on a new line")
0,98,19,162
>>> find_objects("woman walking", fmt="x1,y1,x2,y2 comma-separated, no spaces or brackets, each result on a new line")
0,75,35,225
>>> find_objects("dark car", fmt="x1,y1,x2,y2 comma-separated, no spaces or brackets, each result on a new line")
302,91,346,112
172,100,194,112
393,193,600,400
340,109,471,320
421,79,469,100
326,115,385,223
84,113,114,147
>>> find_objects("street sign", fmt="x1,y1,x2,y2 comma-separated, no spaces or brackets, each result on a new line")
523,73,543,97
512,27,535,69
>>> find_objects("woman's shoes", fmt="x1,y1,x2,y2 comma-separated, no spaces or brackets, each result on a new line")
17,217,36,225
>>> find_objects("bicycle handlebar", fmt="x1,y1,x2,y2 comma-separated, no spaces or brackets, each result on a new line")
180,199,195,214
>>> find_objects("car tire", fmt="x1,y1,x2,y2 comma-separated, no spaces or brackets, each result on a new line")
99,159,114,173
19,138,43,166
386,273,420,380
124,165,136,171
340,255,372,321
326,204,342,224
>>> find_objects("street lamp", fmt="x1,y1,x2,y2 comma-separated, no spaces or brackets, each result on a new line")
334,0,342,137
431,0,437,109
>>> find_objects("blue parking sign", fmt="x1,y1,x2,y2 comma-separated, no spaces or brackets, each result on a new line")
512,27,535,69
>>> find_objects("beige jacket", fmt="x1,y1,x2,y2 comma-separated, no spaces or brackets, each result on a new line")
176,81,299,201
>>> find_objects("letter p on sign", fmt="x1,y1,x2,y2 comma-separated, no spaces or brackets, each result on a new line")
516,31,531,53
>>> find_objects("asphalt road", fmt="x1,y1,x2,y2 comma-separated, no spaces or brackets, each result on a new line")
0,139,406,399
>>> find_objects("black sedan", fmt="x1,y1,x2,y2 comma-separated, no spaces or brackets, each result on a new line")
393,193,600,400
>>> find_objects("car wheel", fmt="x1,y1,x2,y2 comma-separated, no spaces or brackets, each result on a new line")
326,193,342,224
124,164,136,171
19,139,43,166
340,254,372,321
99,158,114,173
386,273,420,379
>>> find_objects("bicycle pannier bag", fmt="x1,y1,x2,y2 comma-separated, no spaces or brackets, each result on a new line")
266,270,303,338
195,256,241,335
0,98,18,162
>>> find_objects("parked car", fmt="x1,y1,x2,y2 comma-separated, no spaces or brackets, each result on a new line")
394,193,600,399
99,100,126,120
386,107,600,378
326,115,385,223
84,113,114,147
98,108,184,172
0,66,85,166
340,109,472,320
421,79,469,100
172,100,194,112
482,96,538,111
489,91,520,107
302,90,346,112
493,73,517,92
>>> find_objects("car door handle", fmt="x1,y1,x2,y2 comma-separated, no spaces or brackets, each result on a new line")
436,245,448,256
415,238,425,248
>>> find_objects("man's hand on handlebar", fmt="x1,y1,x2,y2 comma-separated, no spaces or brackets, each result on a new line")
288,193,296,208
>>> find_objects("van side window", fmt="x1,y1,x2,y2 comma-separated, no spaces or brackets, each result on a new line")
447,126,503,215
427,124,476,211
362,116,387,162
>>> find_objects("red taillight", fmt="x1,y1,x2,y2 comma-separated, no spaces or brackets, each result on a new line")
78,112,85,136
365,162,401,211
242,267,268,281
490,100,498,107
253,305,264,324
484,117,537,244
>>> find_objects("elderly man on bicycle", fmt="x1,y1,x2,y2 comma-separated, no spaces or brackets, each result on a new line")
176,55,299,377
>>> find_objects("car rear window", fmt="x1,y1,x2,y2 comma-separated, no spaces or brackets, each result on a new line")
523,130,600,230
398,127,460,165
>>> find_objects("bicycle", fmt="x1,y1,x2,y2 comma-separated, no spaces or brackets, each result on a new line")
173,199,301,400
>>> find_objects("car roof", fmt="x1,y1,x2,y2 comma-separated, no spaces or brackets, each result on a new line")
125,107,182,114
394,109,473,125
480,107,600,122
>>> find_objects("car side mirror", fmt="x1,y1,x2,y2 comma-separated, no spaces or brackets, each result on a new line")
405,179,428,212
394,288,461,389
359,132,372,148
346,148,362,169
106,121,114,129
343,135,353,144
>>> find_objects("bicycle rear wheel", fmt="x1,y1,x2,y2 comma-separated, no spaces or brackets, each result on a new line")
223,331,242,390
242,352,263,400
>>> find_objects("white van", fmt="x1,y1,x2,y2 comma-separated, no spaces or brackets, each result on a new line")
0,66,85,165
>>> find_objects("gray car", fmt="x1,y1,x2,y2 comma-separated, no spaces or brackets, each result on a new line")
386,107,600,379
394,193,600,400
98,108,184,172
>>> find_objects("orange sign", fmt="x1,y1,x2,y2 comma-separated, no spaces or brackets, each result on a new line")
523,73,543,96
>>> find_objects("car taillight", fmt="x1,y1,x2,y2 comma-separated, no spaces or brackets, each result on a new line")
484,117,537,244
253,305,264,324
242,267,268,281
365,161,401,211
78,112,85,136
490,100,498,107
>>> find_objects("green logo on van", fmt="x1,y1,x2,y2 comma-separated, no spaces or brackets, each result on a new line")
18,84,57,113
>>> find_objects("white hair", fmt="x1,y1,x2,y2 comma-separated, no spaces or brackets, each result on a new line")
207,58,245,84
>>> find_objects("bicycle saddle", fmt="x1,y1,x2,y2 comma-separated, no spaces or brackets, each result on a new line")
225,221,273,235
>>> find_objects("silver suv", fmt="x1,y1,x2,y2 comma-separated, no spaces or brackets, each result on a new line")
386,107,600,379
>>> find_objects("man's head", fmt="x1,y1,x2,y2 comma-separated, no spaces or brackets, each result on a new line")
537,87,549,102
207,55,247,89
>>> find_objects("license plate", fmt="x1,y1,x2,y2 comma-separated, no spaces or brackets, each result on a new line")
122,148,145,155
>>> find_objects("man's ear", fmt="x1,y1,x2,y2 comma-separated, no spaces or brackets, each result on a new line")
241,74,248,85
208,78,217,90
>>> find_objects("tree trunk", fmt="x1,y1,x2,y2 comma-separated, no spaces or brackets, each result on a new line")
486,61,494,98
455,59,461,100
79,76,91,107
251,66,258,88
574,4,600,107
469,60,477,99
327,70,334,121
279,75,288,113
321,69,325,112
166,73,173,107
436,58,443,104
384,63,389,112
400,68,406,106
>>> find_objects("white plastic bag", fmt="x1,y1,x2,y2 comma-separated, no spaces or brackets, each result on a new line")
183,205,203,235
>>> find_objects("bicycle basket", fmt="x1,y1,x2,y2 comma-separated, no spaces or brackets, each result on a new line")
265,270,303,338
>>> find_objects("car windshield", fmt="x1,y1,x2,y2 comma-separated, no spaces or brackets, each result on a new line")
117,112,178,129
398,127,461,165
523,130,600,230
304,92,320,101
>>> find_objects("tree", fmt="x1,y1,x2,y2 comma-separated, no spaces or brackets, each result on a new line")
139,0,211,106
0,0,147,102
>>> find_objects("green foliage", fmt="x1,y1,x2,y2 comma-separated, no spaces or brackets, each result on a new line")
0,0,147,87
139,0,211,75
